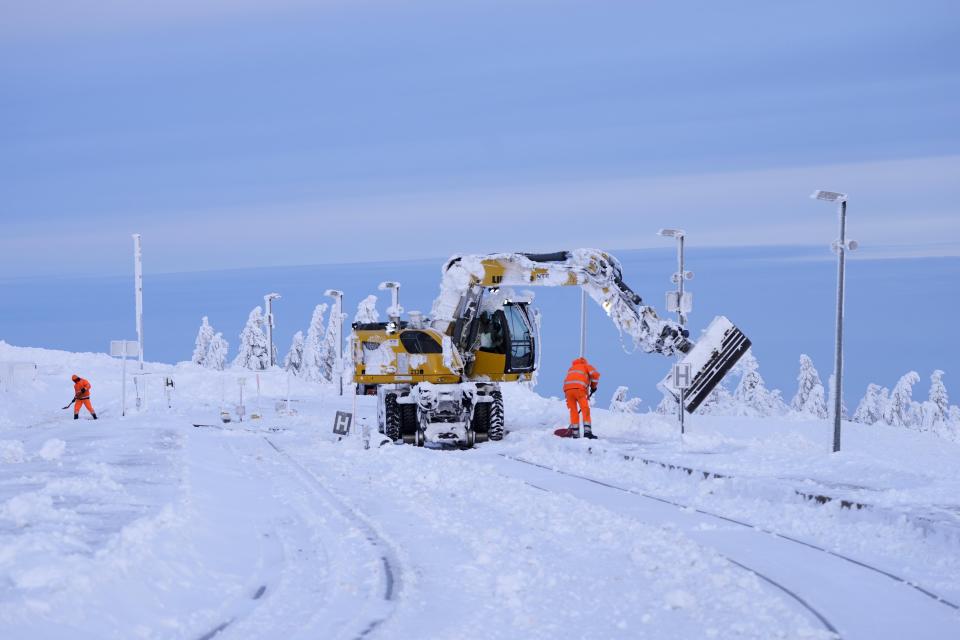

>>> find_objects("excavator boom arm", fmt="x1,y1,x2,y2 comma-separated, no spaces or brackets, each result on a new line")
430,249,690,356
429,249,751,413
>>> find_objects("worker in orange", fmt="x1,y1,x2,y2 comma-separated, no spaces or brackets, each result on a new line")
71,374,98,420
562,356,599,439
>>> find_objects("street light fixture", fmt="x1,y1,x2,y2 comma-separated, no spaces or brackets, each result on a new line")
324,289,344,396
811,189,857,452
378,281,402,324
264,293,281,367
658,228,693,434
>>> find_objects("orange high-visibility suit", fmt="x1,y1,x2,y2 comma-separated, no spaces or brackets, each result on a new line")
563,357,600,426
72,375,96,418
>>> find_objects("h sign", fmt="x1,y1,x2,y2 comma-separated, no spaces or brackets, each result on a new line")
333,411,353,436
673,362,693,390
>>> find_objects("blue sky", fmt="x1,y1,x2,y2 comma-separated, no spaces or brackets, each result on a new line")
2,0,959,277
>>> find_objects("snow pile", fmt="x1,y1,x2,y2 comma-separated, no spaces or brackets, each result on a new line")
1,439,26,463
38,438,66,461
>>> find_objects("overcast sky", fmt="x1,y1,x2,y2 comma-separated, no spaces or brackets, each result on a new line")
2,0,958,277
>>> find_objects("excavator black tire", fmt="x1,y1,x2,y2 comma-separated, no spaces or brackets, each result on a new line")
488,390,505,441
471,402,491,433
400,403,418,436
384,393,402,442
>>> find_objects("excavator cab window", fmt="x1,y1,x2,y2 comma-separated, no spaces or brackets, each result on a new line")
477,311,507,354
399,331,443,354
502,303,535,372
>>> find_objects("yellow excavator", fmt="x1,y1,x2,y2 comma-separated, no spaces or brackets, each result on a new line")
351,249,750,447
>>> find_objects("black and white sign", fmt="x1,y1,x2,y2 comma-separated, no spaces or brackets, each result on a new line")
333,411,353,436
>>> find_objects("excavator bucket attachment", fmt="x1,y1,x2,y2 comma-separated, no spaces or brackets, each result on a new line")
660,316,751,414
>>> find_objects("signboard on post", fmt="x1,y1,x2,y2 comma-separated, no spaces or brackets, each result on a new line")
672,362,693,390
333,411,353,436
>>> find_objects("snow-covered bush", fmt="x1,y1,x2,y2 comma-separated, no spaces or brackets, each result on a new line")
655,393,678,415
883,371,920,428
609,386,642,413
791,355,827,418
233,306,270,370
192,316,215,366
302,303,329,382
284,331,305,376
852,384,887,425
205,333,229,371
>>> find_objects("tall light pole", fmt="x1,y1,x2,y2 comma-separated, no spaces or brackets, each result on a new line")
658,228,694,434
132,234,144,370
264,293,281,367
324,289,344,396
811,190,858,453
378,281,402,326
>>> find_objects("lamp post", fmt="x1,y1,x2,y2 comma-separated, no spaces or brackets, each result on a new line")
658,228,694,434
132,234,144,370
378,281,402,326
811,190,858,453
324,289,344,396
264,293,281,367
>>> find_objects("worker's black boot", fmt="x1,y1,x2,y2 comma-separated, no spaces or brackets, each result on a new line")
73,414,79,420
583,424,597,439
570,425,580,439
92,413,98,420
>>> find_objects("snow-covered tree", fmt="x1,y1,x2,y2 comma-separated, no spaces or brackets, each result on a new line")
302,303,329,382
192,316,215,365
354,295,380,324
610,386,642,413
233,306,270,370
205,333,229,371
883,371,920,428
733,351,786,416
791,355,827,418
317,308,345,382
284,330,305,376
852,384,887,425
655,393,676,415
926,370,949,426
696,382,736,416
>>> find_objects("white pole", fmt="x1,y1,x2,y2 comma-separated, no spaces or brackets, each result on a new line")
832,200,847,453
121,348,127,417
265,296,274,367
676,235,686,436
133,234,144,370
579,287,587,358
335,294,343,396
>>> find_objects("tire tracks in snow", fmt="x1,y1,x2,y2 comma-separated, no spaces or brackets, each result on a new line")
498,454,960,638
263,437,402,638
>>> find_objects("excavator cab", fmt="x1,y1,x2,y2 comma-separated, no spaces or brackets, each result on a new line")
468,301,536,378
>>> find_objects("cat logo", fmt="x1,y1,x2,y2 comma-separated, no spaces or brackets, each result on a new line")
491,275,503,284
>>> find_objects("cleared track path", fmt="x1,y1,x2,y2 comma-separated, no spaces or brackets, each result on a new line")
490,453,960,640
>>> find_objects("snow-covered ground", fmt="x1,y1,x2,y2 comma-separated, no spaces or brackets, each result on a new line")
1,343,959,639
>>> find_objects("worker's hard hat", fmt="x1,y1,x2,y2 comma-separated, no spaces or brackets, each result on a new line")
71,374,80,381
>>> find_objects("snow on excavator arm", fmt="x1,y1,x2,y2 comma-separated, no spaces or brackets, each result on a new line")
429,249,691,356
429,249,752,413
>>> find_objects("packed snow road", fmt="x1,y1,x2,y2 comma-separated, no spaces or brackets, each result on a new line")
2,350,959,638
